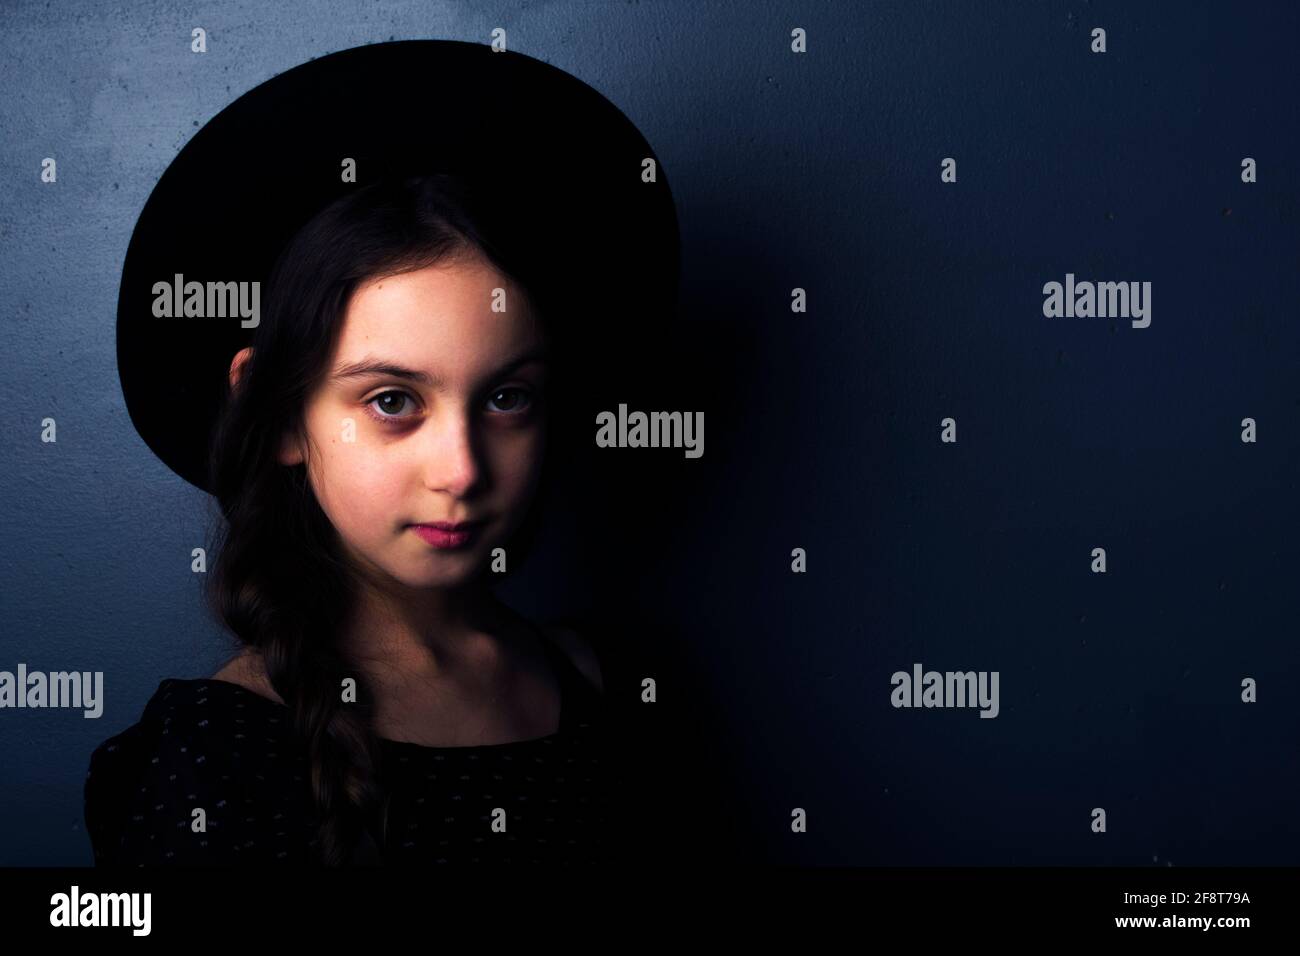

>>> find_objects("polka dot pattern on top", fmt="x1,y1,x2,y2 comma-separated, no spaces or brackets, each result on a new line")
83,627,613,865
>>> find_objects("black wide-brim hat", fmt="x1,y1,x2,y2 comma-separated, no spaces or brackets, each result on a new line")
117,39,681,493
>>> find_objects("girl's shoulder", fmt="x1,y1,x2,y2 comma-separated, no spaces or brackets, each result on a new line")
86,676,294,778
209,649,284,706
539,622,605,694
83,678,306,865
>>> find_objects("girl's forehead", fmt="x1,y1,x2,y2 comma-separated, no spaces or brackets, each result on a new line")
330,261,544,374
352,256,508,311
349,260,533,323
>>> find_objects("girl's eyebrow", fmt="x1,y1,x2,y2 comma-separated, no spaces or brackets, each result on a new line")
332,347,548,387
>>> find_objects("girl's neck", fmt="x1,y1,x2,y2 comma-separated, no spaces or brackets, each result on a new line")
340,581,520,685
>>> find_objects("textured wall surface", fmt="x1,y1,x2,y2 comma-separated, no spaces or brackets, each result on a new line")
2,0,1297,866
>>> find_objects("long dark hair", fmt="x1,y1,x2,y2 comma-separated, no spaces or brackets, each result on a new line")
202,173,562,865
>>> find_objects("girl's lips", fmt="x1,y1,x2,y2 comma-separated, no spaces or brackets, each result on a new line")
409,522,484,549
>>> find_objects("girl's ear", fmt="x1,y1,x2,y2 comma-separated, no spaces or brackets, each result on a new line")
229,346,306,467
278,430,305,467
228,346,254,392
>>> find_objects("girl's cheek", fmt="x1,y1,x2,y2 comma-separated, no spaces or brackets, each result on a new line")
335,451,389,494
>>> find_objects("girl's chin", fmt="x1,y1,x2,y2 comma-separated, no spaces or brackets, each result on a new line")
393,559,487,589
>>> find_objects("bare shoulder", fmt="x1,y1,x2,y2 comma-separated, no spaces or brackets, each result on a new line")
543,624,604,694
210,649,286,706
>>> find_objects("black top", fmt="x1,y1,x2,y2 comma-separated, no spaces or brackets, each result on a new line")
83,629,613,865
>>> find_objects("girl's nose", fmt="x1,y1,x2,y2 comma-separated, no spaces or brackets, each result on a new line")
422,413,483,497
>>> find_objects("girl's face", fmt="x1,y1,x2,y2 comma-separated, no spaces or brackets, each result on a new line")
282,252,548,592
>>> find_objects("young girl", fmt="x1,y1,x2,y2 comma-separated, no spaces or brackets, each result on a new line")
84,173,615,866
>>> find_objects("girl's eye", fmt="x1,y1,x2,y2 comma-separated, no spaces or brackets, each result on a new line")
486,386,535,415
367,390,416,419
364,387,537,423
